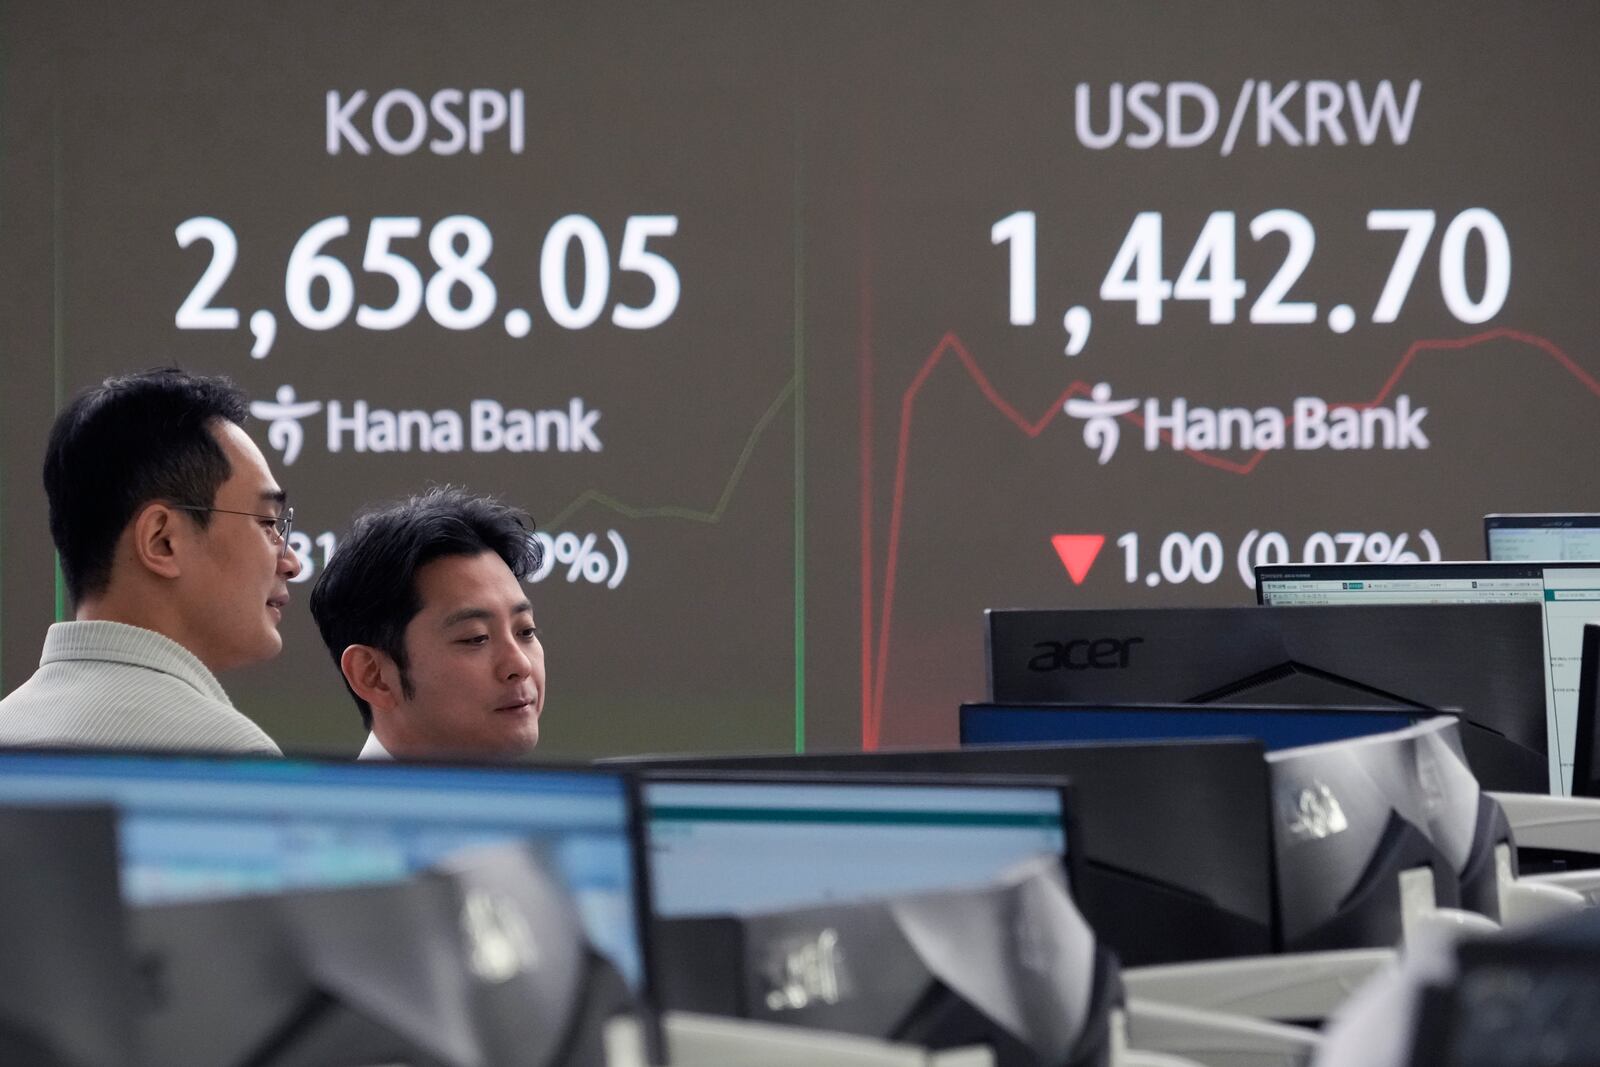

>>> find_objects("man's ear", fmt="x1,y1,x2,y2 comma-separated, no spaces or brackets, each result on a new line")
340,645,403,716
129,503,184,580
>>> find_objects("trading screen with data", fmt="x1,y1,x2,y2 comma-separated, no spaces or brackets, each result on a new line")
2,2,1596,755
1486,516,1600,562
1256,562,1600,792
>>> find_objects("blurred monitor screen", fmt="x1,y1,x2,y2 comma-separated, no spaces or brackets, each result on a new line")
1484,514,1600,562
0,750,646,991
641,775,1067,919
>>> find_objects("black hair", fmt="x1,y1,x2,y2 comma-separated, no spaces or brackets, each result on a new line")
309,486,542,730
43,368,251,605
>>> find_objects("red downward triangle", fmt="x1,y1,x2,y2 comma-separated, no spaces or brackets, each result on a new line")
1051,534,1105,586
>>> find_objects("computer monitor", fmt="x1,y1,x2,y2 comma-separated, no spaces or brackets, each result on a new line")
0,751,652,1001
0,804,134,1067
1408,904,1600,1066
1254,562,1600,793
986,603,1548,794
1572,624,1600,798
640,773,1073,922
654,859,1109,1067
960,701,1445,751
1484,513,1600,562
636,772,1088,1060
433,844,638,1067
134,842,636,1067
133,876,479,1067
1408,716,1515,923
607,741,1275,966
1266,723,1461,951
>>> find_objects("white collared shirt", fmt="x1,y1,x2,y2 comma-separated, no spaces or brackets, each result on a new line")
357,731,394,761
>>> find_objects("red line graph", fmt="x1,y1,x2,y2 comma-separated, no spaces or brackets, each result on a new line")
860,327,1600,749
858,167,876,741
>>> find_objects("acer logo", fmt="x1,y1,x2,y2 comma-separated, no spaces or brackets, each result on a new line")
1026,637,1144,671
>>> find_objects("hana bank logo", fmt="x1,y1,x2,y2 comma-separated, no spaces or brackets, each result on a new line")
1064,384,1140,463
251,386,323,466
1063,382,1430,464
250,384,603,464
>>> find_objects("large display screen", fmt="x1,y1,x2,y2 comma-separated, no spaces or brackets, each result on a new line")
2,2,1596,756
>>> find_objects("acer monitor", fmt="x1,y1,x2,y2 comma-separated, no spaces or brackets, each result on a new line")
606,741,1275,966
0,751,652,1006
960,701,1441,751
986,603,1548,793
133,842,637,1067
1254,562,1600,793
0,805,135,1067
1484,513,1600,562
1571,624,1600,799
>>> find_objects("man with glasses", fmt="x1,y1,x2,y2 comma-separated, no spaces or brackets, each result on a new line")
0,369,300,752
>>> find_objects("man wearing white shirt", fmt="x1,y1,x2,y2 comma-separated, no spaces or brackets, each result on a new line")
309,487,544,761
0,370,300,753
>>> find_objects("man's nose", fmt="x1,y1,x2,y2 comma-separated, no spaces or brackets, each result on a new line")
501,639,532,679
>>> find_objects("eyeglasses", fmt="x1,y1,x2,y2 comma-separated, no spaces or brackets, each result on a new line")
171,504,294,555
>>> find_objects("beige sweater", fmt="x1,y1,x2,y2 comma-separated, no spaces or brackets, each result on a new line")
0,621,281,755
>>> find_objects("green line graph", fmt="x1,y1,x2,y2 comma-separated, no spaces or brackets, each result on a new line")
543,376,796,530
791,113,807,755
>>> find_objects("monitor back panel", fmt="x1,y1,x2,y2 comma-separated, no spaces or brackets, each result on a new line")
1254,562,1600,793
1573,624,1600,798
985,603,1548,793
612,740,1275,966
